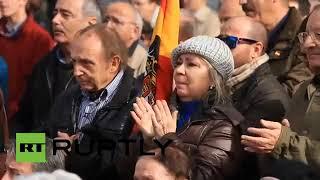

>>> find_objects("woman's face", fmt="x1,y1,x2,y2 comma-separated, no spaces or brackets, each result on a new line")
174,53,212,102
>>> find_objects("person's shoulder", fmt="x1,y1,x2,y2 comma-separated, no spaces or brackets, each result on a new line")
251,63,285,93
25,16,53,41
31,47,57,71
210,103,244,127
281,7,303,36
26,16,49,33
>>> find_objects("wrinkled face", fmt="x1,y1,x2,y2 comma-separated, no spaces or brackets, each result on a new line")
173,54,212,102
241,0,274,30
0,0,26,17
2,154,33,180
134,158,176,180
52,0,92,44
303,12,320,74
104,4,139,48
221,24,255,68
70,34,118,92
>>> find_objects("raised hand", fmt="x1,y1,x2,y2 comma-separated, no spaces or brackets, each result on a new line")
152,100,178,138
130,97,157,138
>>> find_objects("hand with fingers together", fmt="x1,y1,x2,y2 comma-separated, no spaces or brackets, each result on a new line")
241,119,289,154
130,97,157,138
152,100,178,138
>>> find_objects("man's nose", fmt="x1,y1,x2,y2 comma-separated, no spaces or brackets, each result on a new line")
303,35,316,49
73,64,84,77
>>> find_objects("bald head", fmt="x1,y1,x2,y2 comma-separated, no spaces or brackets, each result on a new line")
103,1,143,47
221,16,268,67
222,16,268,49
104,1,143,32
106,2,137,19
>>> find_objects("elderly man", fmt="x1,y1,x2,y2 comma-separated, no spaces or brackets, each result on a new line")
2,139,65,180
130,0,159,28
182,0,220,36
241,6,320,170
46,24,137,180
219,16,291,179
220,16,291,130
103,2,147,79
0,0,54,120
240,0,313,95
13,0,101,134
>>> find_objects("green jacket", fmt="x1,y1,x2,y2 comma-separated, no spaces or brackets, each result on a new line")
272,76,320,169
272,126,320,170
267,8,313,95
281,16,314,96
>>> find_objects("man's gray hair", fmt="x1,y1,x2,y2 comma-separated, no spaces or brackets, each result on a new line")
82,0,103,23
6,139,65,172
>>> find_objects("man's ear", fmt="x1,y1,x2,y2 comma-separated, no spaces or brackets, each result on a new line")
132,25,141,40
109,55,121,73
252,42,264,58
88,17,97,25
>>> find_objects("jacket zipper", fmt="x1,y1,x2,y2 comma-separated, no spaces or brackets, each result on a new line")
177,119,208,136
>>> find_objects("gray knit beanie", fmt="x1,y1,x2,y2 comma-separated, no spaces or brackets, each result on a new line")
172,36,234,80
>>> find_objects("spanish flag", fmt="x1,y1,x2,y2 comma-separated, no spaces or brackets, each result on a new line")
142,0,180,104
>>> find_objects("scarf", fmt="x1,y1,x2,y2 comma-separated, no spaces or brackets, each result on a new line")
227,54,269,87
176,101,201,131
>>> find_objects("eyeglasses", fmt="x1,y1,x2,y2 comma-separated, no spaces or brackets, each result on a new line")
298,32,320,44
103,15,137,27
217,35,258,49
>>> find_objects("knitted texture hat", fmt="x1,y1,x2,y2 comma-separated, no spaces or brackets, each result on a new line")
172,36,234,80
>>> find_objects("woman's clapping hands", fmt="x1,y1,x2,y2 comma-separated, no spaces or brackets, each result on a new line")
130,97,178,139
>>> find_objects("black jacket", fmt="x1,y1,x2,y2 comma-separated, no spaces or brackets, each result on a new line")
12,46,76,134
267,8,302,80
232,63,291,127
232,63,291,179
46,69,138,180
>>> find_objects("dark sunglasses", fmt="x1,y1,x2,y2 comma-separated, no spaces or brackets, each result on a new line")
217,35,258,49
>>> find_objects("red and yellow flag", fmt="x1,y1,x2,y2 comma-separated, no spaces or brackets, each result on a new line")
142,0,180,104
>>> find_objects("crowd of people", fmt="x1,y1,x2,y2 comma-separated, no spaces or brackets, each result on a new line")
1,0,320,179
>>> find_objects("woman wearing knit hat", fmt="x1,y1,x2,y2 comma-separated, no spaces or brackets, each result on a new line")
131,36,244,180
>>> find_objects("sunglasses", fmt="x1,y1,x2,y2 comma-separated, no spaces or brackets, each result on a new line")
217,35,258,49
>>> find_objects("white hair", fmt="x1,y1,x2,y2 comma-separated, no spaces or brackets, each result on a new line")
14,170,82,180
82,0,103,23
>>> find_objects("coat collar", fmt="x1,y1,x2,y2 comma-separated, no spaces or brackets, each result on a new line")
0,15,34,39
169,92,242,127
73,68,137,109
268,8,302,59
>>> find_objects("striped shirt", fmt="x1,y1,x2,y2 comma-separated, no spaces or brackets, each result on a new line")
77,70,124,137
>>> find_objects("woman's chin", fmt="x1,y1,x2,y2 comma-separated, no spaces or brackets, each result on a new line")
176,90,192,101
